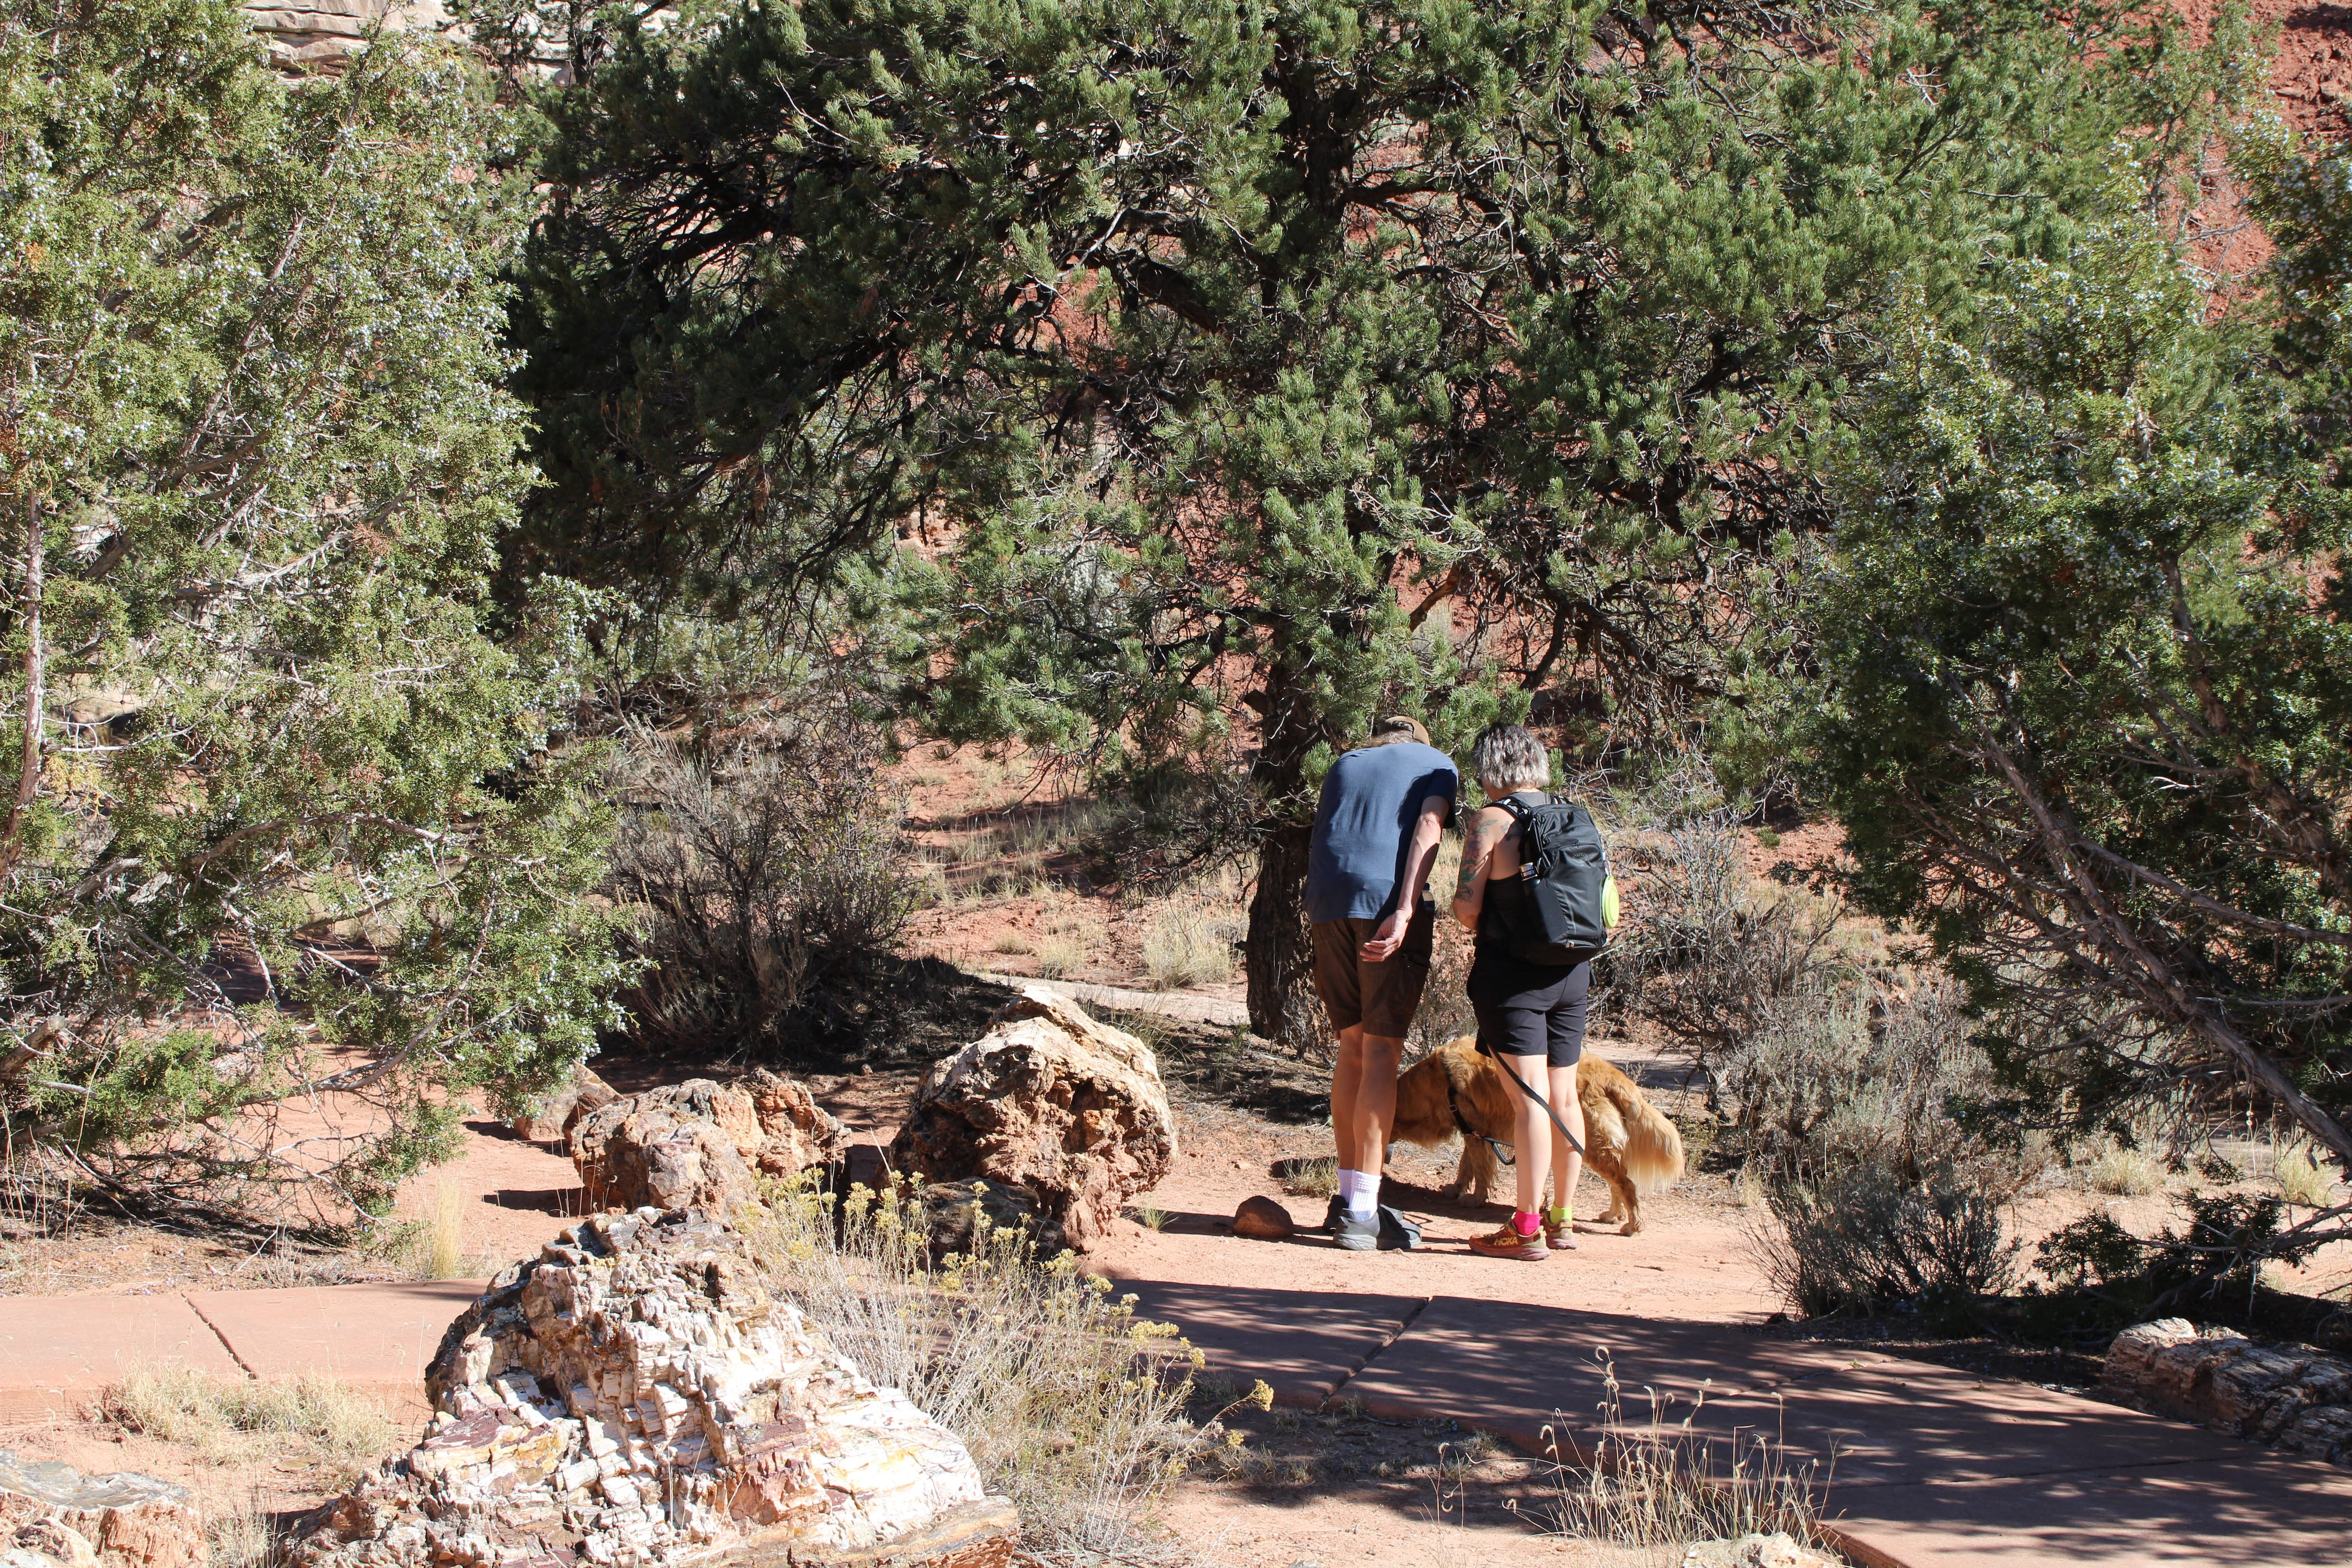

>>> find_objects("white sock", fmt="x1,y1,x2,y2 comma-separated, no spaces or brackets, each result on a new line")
1347,1171,1379,1219
1335,1170,1360,1208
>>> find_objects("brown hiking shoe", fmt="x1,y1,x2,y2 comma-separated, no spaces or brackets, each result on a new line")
1544,1214,1578,1250
1466,1221,1548,1262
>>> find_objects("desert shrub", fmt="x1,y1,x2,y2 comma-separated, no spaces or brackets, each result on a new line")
2038,1193,2329,1321
104,1367,394,1481
1594,767,1844,1069
611,716,914,1059
1711,972,2043,1192
1753,1164,2019,1316
747,1177,1200,1561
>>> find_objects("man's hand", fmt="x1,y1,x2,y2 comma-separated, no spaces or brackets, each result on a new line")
1359,908,1408,963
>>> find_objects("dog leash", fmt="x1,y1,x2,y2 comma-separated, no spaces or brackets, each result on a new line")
1446,1076,1517,1168
1473,1036,1587,1157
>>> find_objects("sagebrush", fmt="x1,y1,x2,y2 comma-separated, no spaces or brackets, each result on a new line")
747,1177,1200,1561
1752,1164,2019,1316
611,715,914,1060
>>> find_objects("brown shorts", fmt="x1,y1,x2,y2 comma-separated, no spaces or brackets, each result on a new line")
1310,907,1437,1039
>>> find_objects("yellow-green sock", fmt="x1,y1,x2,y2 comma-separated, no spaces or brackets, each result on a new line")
1545,1205,1569,1226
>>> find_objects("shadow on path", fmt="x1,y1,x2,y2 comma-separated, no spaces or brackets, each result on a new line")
1120,1278,2352,1567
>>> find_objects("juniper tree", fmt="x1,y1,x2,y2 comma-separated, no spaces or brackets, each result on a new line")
1800,126,2352,1218
508,0,2220,1041
0,0,626,1217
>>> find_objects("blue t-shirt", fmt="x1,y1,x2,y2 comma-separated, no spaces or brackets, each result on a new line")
1304,741,1461,924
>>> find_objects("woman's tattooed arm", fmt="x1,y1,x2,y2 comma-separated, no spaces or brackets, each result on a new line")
1451,806,1506,931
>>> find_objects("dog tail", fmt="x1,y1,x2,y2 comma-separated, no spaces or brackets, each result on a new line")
1605,1079,1686,1194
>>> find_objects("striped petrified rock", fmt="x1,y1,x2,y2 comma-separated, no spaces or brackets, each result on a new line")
0,1451,202,1568
513,1066,619,1146
2103,1318,2352,1467
570,1076,847,1216
289,1208,1016,1568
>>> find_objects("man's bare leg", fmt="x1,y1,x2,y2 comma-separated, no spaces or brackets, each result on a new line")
1330,1023,1367,1174
1348,1033,1406,1205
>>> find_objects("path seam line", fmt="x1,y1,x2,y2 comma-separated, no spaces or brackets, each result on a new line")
1318,1295,1432,1410
182,1296,259,1380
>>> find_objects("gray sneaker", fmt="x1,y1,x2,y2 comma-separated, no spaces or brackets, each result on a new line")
1377,1206,1422,1251
1320,1194,1346,1234
1333,1209,1380,1250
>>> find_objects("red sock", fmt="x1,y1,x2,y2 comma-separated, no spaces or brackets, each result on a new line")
1512,1209,1541,1238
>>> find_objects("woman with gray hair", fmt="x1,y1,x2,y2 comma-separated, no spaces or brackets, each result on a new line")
1449,723,1604,1260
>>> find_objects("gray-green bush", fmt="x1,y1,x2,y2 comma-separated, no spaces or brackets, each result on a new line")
610,716,915,1060
1753,1165,2020,1316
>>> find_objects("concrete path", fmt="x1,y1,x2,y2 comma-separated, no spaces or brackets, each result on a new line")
1128,1283,2352,1568
6,1266,2350,1565
0,1281,485,1422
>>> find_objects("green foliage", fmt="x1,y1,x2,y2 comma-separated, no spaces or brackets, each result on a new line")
0,0,626,1214
1796,126,2352,1204
508,0,2220,1037
2037,1191,2323,1321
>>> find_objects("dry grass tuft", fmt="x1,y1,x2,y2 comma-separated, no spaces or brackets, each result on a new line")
1140,901,1239,990
1535,1350,1832,1550
747,1176,1201,1563
103,1365,394,1482
2083,1143,2165,1198
2274,1141,2339,1208
1272,1156,1339,1199
1032,931,1087,979
207,1486,286,1568
421,1180,468,1280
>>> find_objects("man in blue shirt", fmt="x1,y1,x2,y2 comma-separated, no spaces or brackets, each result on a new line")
1304,715,1458,1251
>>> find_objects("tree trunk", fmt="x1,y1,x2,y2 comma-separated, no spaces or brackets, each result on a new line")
0,493,41,880
1244,643,1331,1053
1246,820,1322,1053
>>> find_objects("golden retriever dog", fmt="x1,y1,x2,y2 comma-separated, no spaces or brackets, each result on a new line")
1391,1037,1685,1234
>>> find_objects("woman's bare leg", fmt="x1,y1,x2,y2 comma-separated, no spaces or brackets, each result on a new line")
1500,1051,1550,1217
1546,1061,1585,1218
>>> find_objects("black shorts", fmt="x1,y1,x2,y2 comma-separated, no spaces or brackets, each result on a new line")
1310,906,1436,1038
1468,953,1590,1069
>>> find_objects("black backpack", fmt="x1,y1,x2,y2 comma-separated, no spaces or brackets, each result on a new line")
1495,794,1613,965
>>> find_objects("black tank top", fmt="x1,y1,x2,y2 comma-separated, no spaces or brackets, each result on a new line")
1476,873,1543,954
1473,792,1556,959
